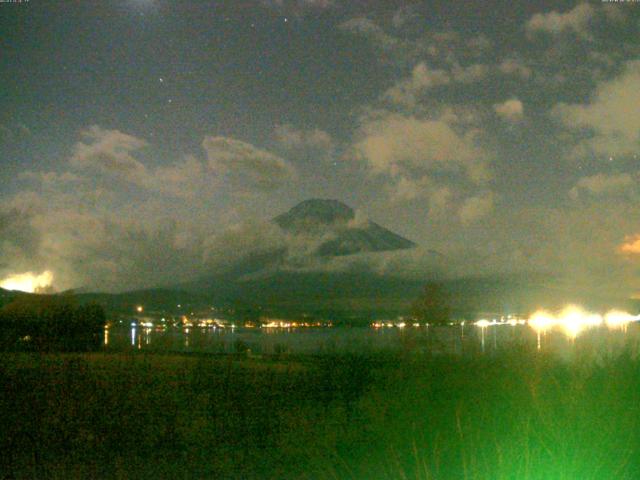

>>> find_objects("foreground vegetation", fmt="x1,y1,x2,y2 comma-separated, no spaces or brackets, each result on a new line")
0,294,105,352
1,347,639,479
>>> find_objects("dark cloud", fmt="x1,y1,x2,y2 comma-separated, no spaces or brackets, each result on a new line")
0,205,40,269
0,122,31,143
259,0,336,15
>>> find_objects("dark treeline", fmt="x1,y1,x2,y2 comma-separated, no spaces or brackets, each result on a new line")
0,294,105,352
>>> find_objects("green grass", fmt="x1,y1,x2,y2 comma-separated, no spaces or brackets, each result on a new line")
1,347,639,479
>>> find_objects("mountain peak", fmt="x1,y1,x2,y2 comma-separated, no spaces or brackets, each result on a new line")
273,199,416,256
274,199,355,228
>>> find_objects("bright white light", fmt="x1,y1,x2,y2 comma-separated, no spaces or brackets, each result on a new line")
605,310,640,329
558,305,590,339
0,270,54,293
527,305,639,340
529,310,555,333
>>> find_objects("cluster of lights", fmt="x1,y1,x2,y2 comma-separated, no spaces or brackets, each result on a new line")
473,305,640,340
132,306,234,329
526,306,640,339
262,320,329,328
474,317,527,328
371,320,423,328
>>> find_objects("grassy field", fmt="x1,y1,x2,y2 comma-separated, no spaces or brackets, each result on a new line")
1,347,639,479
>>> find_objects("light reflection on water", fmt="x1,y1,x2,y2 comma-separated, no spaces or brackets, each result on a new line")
103,322,640,358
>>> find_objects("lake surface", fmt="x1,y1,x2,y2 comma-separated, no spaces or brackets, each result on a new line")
103,322,640,359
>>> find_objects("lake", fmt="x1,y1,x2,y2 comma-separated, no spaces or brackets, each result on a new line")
103,321,640,359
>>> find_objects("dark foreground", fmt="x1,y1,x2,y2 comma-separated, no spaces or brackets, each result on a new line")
1,347,639,479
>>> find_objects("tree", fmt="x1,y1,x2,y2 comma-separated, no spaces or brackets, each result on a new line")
0,294,106,351
411,282,451,325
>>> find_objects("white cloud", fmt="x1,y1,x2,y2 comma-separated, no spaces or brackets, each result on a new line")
387,176,453,217
203,136,296,191
0,189,210,292
70,125,149,185
1,129,300,291
458,192,494,225
383,62,450,107
428,186,453,216
352,111,494,223
493,98,524,122
383,60,491,108
19,171,81,188
569,172,636,199
387,176,427,203
69,126,209,198
619,234,640,255
341,16,495,73
353,112,490,185
339,17,399,52
273,124,334,155
498,58,532,79
450,63,489,83
149,155,207,198
526,3,596,39
553,59,640,159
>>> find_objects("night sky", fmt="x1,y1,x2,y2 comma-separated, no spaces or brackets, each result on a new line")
1,0,639,296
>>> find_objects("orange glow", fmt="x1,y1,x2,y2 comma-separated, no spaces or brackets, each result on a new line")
0,270,54,293
619,234,640,255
